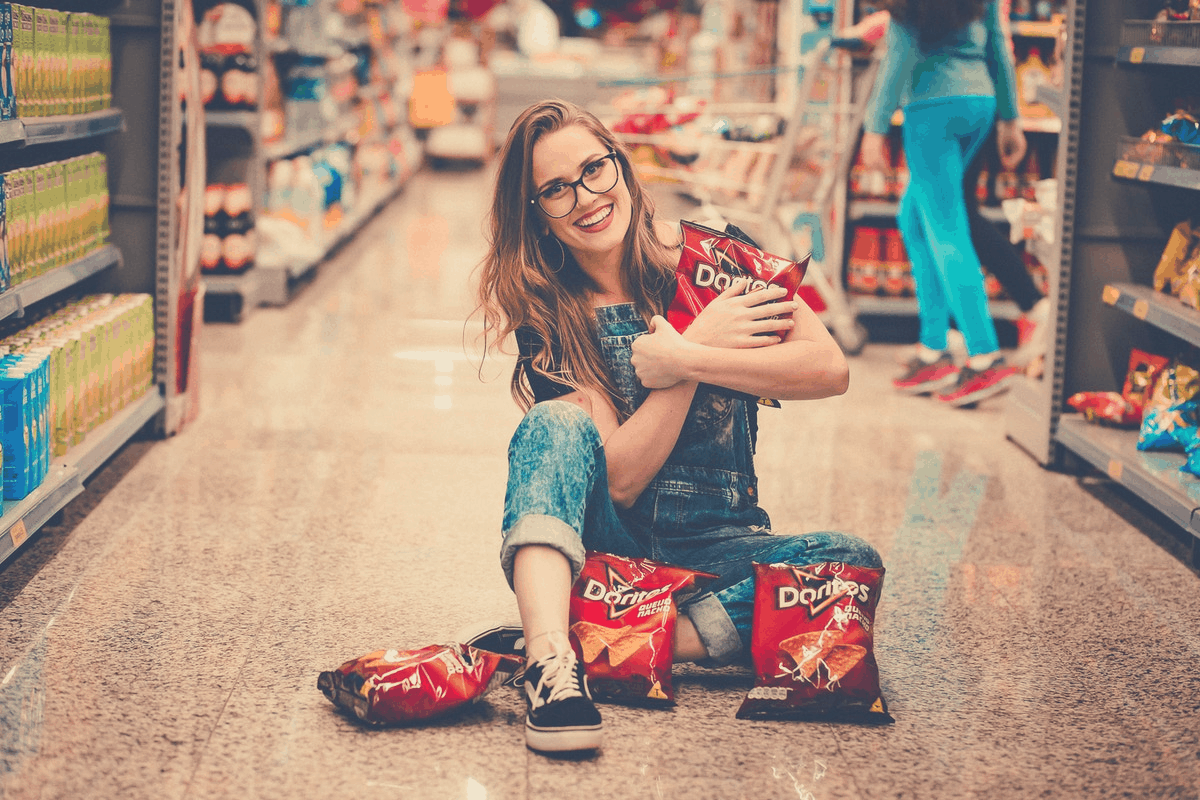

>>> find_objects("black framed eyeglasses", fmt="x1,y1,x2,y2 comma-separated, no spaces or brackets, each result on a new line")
530,152,621,219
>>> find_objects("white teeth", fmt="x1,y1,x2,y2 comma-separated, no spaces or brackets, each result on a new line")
577,205,612,228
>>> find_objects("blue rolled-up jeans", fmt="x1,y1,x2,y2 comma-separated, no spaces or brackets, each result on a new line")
499,401,882,666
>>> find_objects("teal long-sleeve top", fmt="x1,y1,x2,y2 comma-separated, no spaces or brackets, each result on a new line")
862,0,1019,135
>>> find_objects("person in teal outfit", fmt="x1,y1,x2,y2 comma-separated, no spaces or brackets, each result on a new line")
860,0,1027,406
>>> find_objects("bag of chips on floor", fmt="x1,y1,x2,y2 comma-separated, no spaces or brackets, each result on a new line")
317,643,521,726
568,551,714,706
737,561,892,723
1137,361,1200,451
667,220,810,336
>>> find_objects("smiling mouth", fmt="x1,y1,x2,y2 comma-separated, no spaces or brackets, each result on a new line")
576,204,612,228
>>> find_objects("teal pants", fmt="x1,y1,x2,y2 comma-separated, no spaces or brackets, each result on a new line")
898,95,999,356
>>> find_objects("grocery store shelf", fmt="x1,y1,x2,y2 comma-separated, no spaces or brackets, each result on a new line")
262,118,358,161
0,390,164,568
1056,414,1200,537
0,245,122,322
851,295,1022,320
257,174,410,306
0,109,125,150
1010,19,1064,38
203,268,264,323
1112,139,1200,190
1035,83,1065,120
888,109,1060,133
60,390,165,482
266,38,341,59
1102,282,1200,347
1118,21,1200,66
848,199,1009,224
205,110,259,131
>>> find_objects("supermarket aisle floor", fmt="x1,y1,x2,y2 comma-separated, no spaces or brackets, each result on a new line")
1,165,1199,800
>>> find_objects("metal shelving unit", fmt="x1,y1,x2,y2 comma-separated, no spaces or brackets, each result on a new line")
852,295,1023,320
1008,0,1200,565
1102,282,1200,345
202,1,423,321
0,108,125,149
0,1,199,568
0,245,122,321
848,199,1010,224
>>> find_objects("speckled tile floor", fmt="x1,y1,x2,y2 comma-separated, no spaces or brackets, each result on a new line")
1,166,1198,800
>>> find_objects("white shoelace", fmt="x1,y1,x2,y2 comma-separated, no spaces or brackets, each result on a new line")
529,646,583,707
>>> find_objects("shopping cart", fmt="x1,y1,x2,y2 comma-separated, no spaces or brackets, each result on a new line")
599,37,882,354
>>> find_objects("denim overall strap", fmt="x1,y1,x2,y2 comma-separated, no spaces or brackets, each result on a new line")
592,304,770,545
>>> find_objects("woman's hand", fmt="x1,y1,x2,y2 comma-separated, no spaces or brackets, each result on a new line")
996,118,1027,170
682,278,797,349
860,131,891,173
630,316,693,390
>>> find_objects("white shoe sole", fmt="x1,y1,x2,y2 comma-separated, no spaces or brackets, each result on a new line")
939,376,1014,407
895,371,958,395
525,722,603,753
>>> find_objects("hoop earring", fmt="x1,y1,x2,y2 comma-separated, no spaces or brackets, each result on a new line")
541,235,565,274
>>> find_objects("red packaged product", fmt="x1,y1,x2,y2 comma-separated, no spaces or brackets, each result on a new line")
568,551,715,706
737,561,892,723
317,643,521,727
1122,349,1170,413
666,220,810,335
1067,391,1141,427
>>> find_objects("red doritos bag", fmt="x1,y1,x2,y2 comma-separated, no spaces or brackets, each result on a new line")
318,643,521,726
666,220,811,335
568,551,714,706
738,561,892,723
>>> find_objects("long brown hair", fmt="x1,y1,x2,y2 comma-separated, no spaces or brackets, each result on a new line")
885,0,988,48
474,99,677,414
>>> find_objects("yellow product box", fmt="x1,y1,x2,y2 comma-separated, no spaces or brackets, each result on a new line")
50,159,65,271
11,4,29,117
100,15,109,110
32,7,49,117
32,163,48,277
96,152,108,241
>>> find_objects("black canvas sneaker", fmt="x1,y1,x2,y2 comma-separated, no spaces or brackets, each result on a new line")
455,621,526,660
523,634,602,753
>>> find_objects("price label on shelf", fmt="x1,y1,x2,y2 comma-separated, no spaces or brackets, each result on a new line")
1102,285,1121,305
8,519,28,548
1138,165,1155,181
1129,47,1145,64
1107,460,1124,481
1113,161,1140,179
1133,299,1150,319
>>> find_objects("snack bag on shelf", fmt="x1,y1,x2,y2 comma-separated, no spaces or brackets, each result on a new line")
1123,349,1171,413
1068,391,1141,427
1137,361,1200,451
317,643,521,727
568,551,714,706
737,561,891,723
1153,219,1195,295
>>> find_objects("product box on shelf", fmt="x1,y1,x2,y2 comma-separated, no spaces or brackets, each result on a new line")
0,173,8,292
0,4,14,121
11,4,29,118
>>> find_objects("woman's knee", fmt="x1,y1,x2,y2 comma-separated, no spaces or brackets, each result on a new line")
778,532,883,571
509,400,601,456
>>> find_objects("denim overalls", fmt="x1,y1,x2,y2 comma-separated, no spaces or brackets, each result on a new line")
499,303,881,665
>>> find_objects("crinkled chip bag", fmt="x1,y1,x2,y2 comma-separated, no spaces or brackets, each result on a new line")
1068,391,1142,427
318,643,521,726
1123,349,1170,413
667,220,810,335
1137,361,1200,451
737,561,892,723
569,551,714,706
